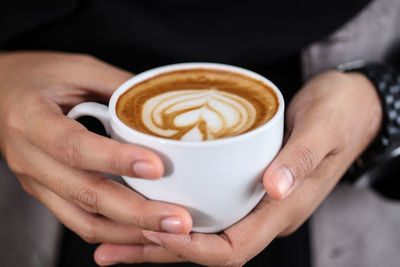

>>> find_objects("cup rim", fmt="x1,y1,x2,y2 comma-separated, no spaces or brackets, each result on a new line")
109,62,284,147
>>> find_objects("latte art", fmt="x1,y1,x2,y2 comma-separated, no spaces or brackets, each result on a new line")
116,69,278,141
142,89,256,141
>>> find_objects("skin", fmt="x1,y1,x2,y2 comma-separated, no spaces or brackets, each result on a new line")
0,52,382,266
0,51,193,244
95,68,382,265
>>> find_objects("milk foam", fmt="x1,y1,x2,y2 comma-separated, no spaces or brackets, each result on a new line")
142,89,257,141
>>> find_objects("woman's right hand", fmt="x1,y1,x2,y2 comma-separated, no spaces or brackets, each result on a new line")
0,51,192,245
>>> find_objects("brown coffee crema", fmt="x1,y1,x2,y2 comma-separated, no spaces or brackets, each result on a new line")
116,69,279,141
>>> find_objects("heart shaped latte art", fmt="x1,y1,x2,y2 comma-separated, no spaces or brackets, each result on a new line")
141,89,257,141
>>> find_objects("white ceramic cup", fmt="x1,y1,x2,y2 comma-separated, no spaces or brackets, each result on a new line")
67,63,284,233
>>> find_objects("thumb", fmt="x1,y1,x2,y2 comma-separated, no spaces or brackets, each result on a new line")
263,124,336,199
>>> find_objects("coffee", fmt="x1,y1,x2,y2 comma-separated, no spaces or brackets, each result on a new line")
116,69,278,141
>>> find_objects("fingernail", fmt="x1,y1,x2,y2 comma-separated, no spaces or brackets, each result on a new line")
132,161,157,179
143,230,163,246
160,216,183,234
273,167,294,198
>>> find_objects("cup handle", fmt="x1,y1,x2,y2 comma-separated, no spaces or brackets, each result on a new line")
67,102,112,135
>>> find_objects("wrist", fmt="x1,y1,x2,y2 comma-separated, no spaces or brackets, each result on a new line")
344,71,383,138
340,64,400,190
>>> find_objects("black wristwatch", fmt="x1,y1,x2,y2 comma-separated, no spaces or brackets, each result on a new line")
338,62,400,199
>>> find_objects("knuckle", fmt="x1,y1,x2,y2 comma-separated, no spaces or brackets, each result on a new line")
71,182,101,214
215,250,248,267
77,220,99,244
61,128,86,168
4,149,28,176
131,207,148,228
169,251,186,261
3,107,25,145
109,147,127,174
220,257,247,267
128,200,153,228
72,53,98,65
292,144,317,179
46,174,65,195
279,224,301,237
6,157,24,175
19,179,36,196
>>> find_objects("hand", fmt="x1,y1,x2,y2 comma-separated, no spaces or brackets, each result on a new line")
93,70,382,266
0,52,192,246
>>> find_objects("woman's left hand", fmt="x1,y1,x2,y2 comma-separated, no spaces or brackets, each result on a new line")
94,70,383,266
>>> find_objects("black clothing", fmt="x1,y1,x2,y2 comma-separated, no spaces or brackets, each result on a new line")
1,0,370,74
0,0,375,266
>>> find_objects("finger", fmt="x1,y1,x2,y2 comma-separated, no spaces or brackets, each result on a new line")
263,120,338,199
20,178,156,244
94,244,184,266
105,172,318,266
135,152,349,266
28,106,163,179
3,52,133,100
140,231,238,266
138,196,291,266
69,54,133,96
125,156,345,266
22,144,192,234
37,52,133,97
